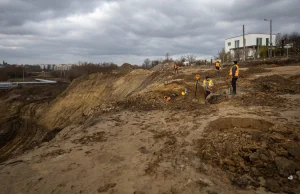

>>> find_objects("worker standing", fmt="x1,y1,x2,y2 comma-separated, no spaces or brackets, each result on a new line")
229,60,239,95
173,64,179,74
215,60,221,70
202,76,214,99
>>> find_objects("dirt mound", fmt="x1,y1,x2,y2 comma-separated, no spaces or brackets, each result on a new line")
291,74,300,82
39,70,155,129
254,75,300,94
237,92,285,107
39,69,209,130
201,68,229,79
240,67,271,78
152,62,173,72
197,118,300,193
118,63,135,74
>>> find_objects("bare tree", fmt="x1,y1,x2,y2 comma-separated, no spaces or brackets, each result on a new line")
151,60,159,68
234,49,243,60
275,32,300,56
180,55,186,62
165,53,170,62
186,54,197,64
275,33,282,47
227,51,232,62
216,48,228,62
143,58,151,68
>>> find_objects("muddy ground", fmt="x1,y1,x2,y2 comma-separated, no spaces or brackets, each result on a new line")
0,64,300,194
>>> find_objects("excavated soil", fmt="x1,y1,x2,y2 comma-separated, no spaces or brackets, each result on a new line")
1,65,300,194
237,92,285,107
239,67,271,78
254,75,300,94
197,118,300,193
0,84,68,162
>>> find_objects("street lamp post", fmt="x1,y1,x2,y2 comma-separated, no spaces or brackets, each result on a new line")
23,65,25,81
264,19,272,58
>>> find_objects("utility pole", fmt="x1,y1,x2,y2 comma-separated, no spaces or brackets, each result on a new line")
270,19,272,57
243,25,246,61
23,66,25,81
264,19,272,58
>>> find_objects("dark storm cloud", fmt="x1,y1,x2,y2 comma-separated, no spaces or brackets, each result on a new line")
0,0,299,65
0,0,101,27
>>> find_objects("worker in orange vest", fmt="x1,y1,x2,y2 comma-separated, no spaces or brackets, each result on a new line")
215,61,221,70
173,64,179,74
229,60,239,95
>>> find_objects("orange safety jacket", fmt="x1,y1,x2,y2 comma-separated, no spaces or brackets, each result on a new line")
229,64,239,77
215,62,220,67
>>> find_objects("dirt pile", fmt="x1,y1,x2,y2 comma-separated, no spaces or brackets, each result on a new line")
254,75,300,94
237,92,285,107
197,118,300,193
152,62,173,72
118,63,135,74
39,70,155,129
39,69,208,130
240,67,271,78
291,74,300,82
200,68,229,79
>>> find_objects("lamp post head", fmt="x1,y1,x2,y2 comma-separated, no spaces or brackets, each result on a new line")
264,19,268,21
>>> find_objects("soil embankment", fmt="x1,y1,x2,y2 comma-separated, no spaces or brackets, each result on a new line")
1,64,300,193
0,84,68,162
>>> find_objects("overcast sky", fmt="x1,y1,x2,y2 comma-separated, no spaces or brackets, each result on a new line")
0,0,299,65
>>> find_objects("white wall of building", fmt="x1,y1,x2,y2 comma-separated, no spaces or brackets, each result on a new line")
225,33,276,53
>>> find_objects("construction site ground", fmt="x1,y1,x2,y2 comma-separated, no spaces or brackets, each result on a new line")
0,64,300,194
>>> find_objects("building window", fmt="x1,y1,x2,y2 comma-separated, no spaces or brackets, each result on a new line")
266,38,269,46
235,40,240,48
256,38,262,46
228,42,231,46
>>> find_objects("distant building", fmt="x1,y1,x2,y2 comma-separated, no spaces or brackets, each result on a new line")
38,64,73,71
183,61,189,66
0,61,9,68
54,64,73,71
225,33,276,59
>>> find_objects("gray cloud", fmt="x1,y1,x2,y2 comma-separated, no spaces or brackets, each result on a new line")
0,0,299,65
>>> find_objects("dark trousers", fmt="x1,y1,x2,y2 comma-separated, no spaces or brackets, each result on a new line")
232,77,238,94
174,68,178,74
205,90,211,98
216,67,220,70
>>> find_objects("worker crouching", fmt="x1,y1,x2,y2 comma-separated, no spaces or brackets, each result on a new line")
202,76,214,102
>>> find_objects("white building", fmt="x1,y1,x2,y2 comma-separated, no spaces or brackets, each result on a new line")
54,64,73,71
225,33,276,59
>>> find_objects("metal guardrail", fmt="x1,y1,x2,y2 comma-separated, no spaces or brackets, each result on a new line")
0,79,57,89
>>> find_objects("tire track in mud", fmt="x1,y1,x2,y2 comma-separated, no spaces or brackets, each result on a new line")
0,84,68,163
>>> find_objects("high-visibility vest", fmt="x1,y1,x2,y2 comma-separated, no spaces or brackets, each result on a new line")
229,65,239,77
174,65,178,69
215,62,220,67
203,79,214,87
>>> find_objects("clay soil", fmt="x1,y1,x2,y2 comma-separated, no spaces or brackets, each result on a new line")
0,64,300,194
